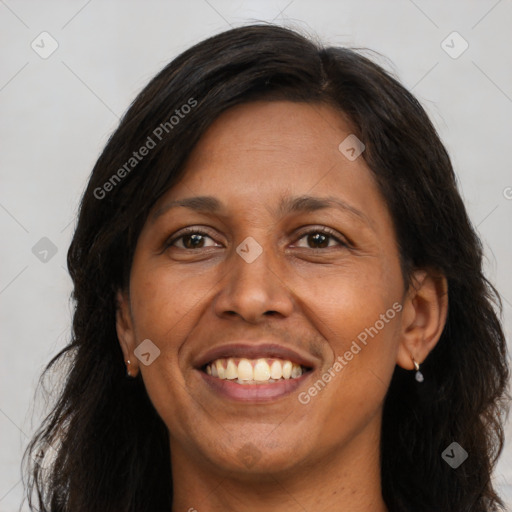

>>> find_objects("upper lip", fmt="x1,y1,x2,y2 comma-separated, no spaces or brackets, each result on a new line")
194,342,318,370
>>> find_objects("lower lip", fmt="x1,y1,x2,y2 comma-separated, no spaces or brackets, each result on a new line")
197,369,313,402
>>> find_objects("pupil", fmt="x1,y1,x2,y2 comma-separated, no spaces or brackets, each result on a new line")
309,233,328,248
185,234,204,249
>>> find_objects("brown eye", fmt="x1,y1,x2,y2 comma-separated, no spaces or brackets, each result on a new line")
166,229,219,250
294,228,349,249
306,232,329,249
178,233,208,249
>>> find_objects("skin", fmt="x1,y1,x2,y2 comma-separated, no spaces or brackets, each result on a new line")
116,100,448,512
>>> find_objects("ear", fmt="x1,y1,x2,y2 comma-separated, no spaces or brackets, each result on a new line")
116,289,139,377
396,269,449,370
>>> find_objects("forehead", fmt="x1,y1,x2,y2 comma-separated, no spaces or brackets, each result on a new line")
172,102,370,190
150,100,392,237
183,100,357,181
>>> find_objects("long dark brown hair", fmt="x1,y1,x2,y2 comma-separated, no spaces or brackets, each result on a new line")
21,23,510,512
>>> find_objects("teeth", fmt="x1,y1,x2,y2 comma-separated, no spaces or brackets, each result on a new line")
282,361,292,379
237,378,256,385
204,357,306,383
238,359,253,381
215,360,226,379
270,360,282,379
253,359,270,381
225,359,237,380
291,364,302,378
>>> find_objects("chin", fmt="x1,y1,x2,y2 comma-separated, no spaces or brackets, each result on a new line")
198,434,312,477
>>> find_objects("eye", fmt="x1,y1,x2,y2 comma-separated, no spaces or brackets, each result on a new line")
293,227,349,249
164,226,350,252
165,228,220,250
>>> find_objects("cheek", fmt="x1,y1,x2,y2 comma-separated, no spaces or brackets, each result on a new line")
298,260,401,414
127,268,199,432
130,262,211,339
127,268,198,389
300,304,400,455
291,256,400,345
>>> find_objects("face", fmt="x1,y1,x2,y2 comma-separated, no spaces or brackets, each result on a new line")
116,100,414,478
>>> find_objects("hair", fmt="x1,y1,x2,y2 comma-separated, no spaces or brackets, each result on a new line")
21,22,510,512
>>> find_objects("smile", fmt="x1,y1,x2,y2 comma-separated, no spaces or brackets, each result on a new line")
204,357,310,384
198,357,314,402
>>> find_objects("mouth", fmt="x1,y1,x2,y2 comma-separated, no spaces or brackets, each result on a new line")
202,357,312,384
194,343,317,402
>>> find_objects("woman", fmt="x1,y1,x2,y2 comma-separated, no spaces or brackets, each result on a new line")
22,23,510,512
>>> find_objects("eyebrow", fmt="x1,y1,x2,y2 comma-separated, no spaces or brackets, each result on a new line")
151,194,374,229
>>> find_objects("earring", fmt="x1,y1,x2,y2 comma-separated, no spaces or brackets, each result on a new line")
126,359,134,378
412,357,424,382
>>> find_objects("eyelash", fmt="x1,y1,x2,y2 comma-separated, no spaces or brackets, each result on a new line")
164,226,350,250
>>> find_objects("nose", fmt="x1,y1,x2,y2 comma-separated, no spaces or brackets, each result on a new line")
213,237,295,324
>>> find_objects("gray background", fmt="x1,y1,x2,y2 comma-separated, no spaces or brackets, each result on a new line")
1,0,511,510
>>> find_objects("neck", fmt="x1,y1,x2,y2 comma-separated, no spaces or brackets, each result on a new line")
170,414,389,512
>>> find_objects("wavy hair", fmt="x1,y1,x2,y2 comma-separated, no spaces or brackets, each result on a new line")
21,23,510,512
